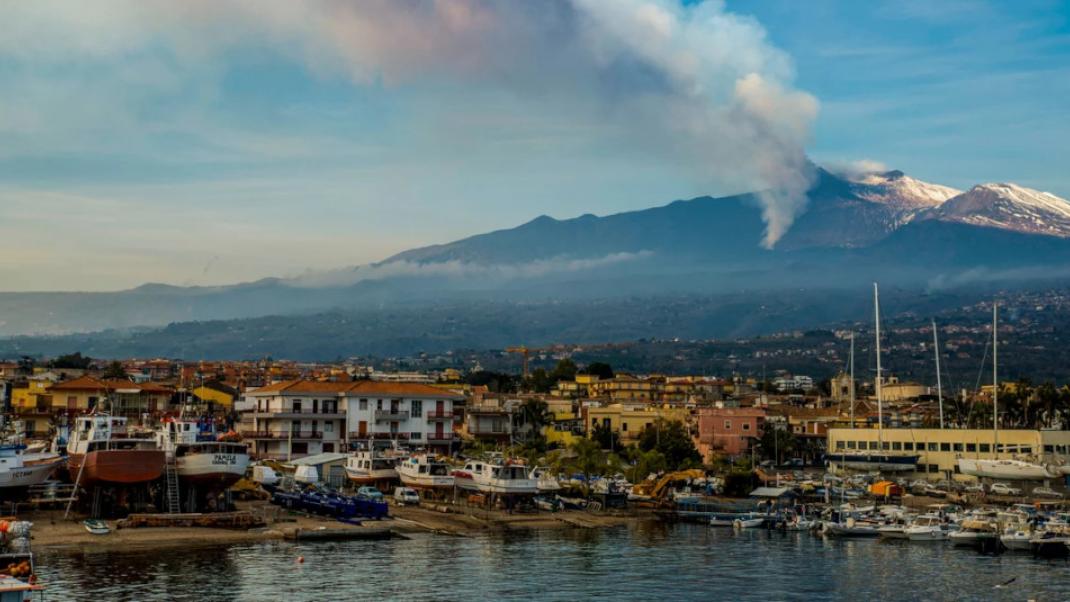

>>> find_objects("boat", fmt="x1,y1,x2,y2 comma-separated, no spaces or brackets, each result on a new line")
83,519,109,535
905,515,949,542
957,458,1057,480
833,284,919,473
824,520,880,538
0,444,63,490
344,448,400,487
67,414,166,488
958,303,1054,481
1030,532,1070,558
156,418,250,491
949,518,998,548
529,466,562,494
734,517,765,529
1000,528,1033,551
452,458,537,495
397,454,454,490
877,523,909,540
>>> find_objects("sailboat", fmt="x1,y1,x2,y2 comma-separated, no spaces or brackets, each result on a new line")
833,284,919,472
958,303,1057,480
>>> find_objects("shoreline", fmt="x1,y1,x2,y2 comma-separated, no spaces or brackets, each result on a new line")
27,501,649,554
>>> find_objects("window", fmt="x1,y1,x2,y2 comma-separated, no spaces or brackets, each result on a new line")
915,464,926,473
953,443,963,452
293,400,302,413
376,399,383,410
846,441,856,449
313,399,319,413
928,464,939,473
724,420,732,429
411,400,423,418
323,443,334,453
940,443,951,452
979,443,991,453
966,443,976,452
291,442,308,455
927,442,938,452
869,441,879,450
411,432,422,440
1045,445,1055,453
324,422,334,433
882,442,889,450
622,423,628,432
953,464,960,474
311,420,318,434
892,441,902,451
359,399,368,410
836,441,845,450
1022,446,1033,455
904,442,914,451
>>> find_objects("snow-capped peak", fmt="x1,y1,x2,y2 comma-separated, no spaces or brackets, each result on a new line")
924,182,1070,237
848,169,961,210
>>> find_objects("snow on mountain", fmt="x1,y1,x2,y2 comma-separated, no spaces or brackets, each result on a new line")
923,183,1070,238
848,170,961,211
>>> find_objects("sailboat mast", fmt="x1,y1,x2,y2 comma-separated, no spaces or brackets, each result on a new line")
874,283,883,447
933,319,943,429
849,332,855,428
993,303,998,458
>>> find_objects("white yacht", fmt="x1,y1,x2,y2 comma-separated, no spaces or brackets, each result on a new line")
452,459,537,494
957,458,1057,480
904,515,949,542
397,454,454,490
1001,527,1034,551
345,448,400,487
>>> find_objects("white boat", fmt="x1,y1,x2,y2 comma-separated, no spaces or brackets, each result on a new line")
877,524,909,540
824,521,880,537
1000,528,1033,551
905,515,948,542
345,449,400,486
0,444,63,489
251,464,280,487
452,459,537,495
156,418,250,491
397,454,454,490
734,517,765,529
949,519,998,547
294,464,319,485
957,458,1057,480
529,466,562,493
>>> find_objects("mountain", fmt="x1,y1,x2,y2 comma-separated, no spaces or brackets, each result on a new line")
922,183,1070,237
2,166,1070,344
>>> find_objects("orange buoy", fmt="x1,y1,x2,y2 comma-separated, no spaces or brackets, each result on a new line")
297,556,305,564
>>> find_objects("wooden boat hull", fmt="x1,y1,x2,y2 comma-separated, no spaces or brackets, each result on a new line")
0,457,62,489
68,450,166,487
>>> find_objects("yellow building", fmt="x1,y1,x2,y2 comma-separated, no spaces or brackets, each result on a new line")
588,377,657,403
193,384,236,409
12,379,53,412
586,403,690,446
828,427,1070,480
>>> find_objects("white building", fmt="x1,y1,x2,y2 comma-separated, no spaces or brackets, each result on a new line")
241,380,462,459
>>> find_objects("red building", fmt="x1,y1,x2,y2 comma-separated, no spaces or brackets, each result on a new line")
696,407,766,459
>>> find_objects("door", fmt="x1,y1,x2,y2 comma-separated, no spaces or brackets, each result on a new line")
436,400,444,417
358,421,367,437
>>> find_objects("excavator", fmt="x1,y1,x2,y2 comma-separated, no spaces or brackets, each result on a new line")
630,469,707,506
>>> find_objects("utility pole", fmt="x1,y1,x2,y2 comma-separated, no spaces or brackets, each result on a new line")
933,319,944,429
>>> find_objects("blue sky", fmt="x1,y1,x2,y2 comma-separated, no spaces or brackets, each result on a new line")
0,1,1067,291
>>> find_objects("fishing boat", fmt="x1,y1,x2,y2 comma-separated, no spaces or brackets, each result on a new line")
67,414,165,487
452,458,537,495
396,454,454,490
345,448,400,487
904,515,949,542
156,418,249,490
0,444,63,490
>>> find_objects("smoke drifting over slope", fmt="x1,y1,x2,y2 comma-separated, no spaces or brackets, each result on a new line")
4,0,818,248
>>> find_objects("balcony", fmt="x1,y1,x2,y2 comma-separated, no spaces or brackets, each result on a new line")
348,432,410,441
248,409,345,419
240,430,324,440
469,426,510,436
374,409,409,421
426,432,456,442
426,410,453,421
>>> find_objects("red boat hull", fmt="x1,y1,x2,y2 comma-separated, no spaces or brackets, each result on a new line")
68,450,166,487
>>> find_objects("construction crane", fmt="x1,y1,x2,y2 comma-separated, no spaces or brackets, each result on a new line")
506,346,532,378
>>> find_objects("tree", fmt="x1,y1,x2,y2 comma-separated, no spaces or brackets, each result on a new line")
637,419,700,469
551,358,578,382
569,438,606,497
758,424,796,465
625,448,667,484
50,352,92,370
514,398,550,443
591,422,620,451
101,361,128,380
465,371,519,393
582,362,614,380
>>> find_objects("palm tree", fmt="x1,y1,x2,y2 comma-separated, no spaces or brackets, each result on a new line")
514,399,550,443
569,438,606,498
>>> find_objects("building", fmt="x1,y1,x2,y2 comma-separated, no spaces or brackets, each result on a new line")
465,398,515,443
29,376,172,415
696,407,766,459
773,375,813,392
827,427,1070,480
242,379,463,459
585,403,689,446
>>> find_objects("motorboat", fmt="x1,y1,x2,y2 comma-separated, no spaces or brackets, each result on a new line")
1000,528,1034,551
452,458,537,495
733,516,765,529
0,444,63,490
824,520,880,538
877,523,909,540
948,518,998,547
528,466,562,493
397,454,454,490
905,515,949,542
957,458,1058,480
1031,532,1070,558
155,418,249,491
67,414,166,488
345,448,400,487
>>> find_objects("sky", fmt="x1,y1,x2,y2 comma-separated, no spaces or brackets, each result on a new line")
0,0,1067,292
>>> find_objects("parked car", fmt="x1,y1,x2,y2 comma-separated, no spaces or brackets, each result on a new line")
990,483,1022,496
356,486,385,501
963,483,985,494
1032,486,1064,499
393,487,420,505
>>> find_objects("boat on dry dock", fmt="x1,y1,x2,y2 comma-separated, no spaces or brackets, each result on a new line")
155,418,250,491
67,414,165,487
397,454,454,490
345,448,401,488
452,458,537,494
0,444,63,491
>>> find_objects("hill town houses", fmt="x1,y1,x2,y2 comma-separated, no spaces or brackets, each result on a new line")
241,380,463,459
